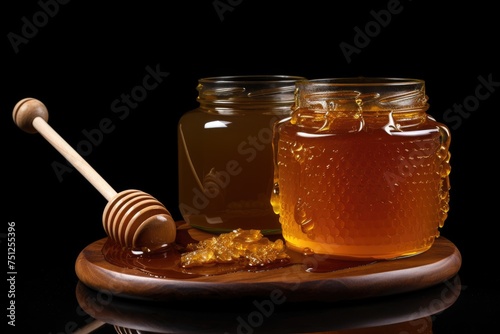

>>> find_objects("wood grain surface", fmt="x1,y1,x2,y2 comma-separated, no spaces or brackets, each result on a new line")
75,230,461,302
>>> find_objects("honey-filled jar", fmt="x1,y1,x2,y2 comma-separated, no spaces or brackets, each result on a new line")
271,77,451,260
178,75,305,234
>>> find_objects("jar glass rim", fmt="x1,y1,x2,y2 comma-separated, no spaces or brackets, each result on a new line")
199,75,306,84
298,77,425,87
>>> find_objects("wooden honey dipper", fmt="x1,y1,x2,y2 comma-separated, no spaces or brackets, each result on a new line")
12,98,177,253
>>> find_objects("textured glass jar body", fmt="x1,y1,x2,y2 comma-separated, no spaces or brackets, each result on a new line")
271,78,451,259
178,75,305,234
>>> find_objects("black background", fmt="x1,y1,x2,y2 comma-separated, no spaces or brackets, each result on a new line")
2,0,498,333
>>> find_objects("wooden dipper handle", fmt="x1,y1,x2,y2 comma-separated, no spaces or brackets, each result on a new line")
12,98,177,251
12,97,117,200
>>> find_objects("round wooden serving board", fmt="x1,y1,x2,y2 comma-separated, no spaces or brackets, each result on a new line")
75,234,461,302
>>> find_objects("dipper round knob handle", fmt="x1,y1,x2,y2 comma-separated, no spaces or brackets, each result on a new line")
13,97,49,134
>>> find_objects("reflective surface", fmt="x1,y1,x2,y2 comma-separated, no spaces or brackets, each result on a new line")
74,276,462,333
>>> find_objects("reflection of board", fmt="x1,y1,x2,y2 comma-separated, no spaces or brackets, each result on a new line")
75,233,461,302
76,277,461,334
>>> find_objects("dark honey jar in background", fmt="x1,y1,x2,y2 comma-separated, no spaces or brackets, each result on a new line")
271,77,451,260
178,75,305,234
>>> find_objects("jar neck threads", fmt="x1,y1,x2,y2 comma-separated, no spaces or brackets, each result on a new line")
197,75,305,115
291,77,430,131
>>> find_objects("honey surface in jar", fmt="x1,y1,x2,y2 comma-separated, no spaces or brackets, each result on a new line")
272,78,451,260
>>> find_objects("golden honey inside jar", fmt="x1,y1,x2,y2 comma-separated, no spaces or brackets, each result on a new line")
178,75,305,235
271,77,451,260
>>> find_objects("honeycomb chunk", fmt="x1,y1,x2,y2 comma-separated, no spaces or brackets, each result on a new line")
180,228,289,268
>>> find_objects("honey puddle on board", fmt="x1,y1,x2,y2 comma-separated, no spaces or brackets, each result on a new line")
102,228,376,279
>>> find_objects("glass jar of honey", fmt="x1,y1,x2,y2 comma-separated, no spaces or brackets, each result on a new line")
178,75,305,234
271,77,451,260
